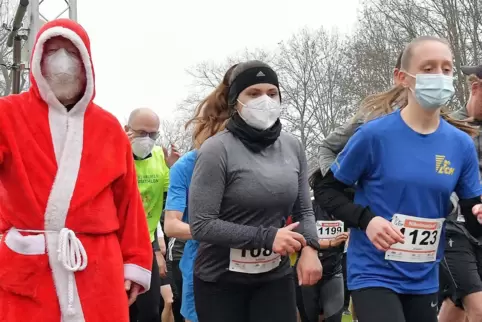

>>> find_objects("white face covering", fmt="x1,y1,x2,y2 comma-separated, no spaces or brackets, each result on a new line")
43,48,84,102
237,95,281,130
131,136,156,159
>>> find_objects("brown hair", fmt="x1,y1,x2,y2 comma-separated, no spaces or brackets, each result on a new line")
400,36,478,137
185,64,238,148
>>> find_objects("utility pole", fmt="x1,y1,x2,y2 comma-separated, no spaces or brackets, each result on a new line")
7,0,29,94
25,0,78,69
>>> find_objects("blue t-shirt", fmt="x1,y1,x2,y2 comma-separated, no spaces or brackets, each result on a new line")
165,150,197,221
165,150,199,321
331,110,482,294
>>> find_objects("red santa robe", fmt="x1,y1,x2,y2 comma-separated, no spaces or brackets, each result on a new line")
0,19,152,322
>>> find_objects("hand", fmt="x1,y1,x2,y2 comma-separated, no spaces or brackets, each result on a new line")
330,232,349,247
366,216,404,252
158,237,166,256
296,246,323,286
473,204,482,224
155,251,167,278
127,131,135,143
272,222,307,256
163,144,181,168
125,280,142,306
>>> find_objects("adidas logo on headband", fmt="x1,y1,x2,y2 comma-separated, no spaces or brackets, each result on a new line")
256,71,265,77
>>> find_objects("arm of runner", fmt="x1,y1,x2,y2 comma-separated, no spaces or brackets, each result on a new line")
165,211,191,239
313,127,403,250
156,223,166,255
455,139,482,201
318,120,362,176
455,140,482,234
112,136,152,294
189,138,279,250
313,171,374,229
291,139,320,250
314,127,376,229
164,159,192,240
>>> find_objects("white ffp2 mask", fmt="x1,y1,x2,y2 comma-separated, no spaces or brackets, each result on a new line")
43,48,84,101
237,95,281,130
131,137,156,159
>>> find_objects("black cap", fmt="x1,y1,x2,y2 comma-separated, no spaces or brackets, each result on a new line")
461,65,482,79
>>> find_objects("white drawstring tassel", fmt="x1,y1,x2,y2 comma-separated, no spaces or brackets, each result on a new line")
57,228,88,316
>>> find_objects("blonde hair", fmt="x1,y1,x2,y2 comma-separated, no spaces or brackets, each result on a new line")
355,85,407,122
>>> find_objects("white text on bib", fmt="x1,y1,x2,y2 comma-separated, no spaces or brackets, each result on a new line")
385,214,444,263
229,248,281,274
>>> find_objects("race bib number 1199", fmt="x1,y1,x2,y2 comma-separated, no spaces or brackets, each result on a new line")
385,214,444,263
316,220,344,240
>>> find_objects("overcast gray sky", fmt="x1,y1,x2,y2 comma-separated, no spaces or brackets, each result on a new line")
38,0,360,123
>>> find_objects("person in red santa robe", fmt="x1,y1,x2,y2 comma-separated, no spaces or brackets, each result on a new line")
0,18,153,322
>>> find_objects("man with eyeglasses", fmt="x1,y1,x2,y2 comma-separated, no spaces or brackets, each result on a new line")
125,107,180,322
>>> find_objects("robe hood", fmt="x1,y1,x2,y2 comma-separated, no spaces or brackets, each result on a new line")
30,18,95,115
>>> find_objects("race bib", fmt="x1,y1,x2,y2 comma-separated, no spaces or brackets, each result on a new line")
229,248,281,274
316,220,344,240
385,214,444,263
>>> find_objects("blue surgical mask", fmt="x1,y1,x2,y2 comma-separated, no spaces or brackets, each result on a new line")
405,73,455,110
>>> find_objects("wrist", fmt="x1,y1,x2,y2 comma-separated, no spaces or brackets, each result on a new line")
359,208,377,231
301,245,318,255
317,239,330,249
264,227,278,249
305,238,322,251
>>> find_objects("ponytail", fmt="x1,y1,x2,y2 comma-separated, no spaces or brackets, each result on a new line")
185,64,238,149
354,85,407,123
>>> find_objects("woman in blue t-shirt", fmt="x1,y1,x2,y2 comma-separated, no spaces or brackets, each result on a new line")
164,64,238,322
314,36,482,322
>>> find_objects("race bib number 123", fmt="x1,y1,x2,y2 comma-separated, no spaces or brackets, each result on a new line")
385,214,444,263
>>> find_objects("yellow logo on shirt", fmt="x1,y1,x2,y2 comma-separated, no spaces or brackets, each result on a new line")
435,155,455,175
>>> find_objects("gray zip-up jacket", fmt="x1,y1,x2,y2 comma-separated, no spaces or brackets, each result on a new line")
318,116,363,176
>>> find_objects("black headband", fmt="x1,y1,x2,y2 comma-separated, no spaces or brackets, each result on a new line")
227,66,280,107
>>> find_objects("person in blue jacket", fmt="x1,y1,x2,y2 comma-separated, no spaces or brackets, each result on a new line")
314,35,482,322
164,64,238,322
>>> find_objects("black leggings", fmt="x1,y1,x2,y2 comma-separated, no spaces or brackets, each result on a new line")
129,247,161,322
193,274,297,322
168,259,185,322
351,287,438,322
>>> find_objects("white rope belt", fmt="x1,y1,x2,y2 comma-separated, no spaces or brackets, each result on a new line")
17,228,88,316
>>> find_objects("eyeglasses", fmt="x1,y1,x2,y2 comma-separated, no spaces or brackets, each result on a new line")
130,128,160,140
